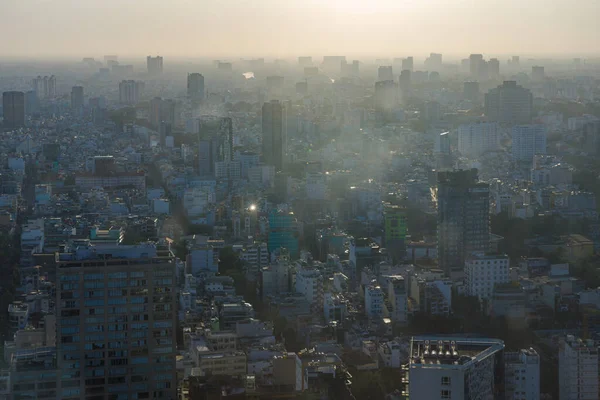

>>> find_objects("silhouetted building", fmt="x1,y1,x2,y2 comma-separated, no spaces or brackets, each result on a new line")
262,100,286,171
198,117,234,176
147,55,163,75
469,54,483,78
149,97,163,128
70,86,84,111
463,81,480,103
532,66,545,82
488,58,500,78
437,169,490,278
378,66,393,81
187,73,205,100
2,91,25,129
402,56,414,72
159,122,172,147
485,81,533,124
25,90,38,115
296,81,308,95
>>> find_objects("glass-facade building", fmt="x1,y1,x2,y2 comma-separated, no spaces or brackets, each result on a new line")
268,209,298,259
56,244,177,400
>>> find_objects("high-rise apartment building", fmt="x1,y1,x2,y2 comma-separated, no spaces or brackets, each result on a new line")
147,56,163,75
512,124,547,162
378,66,393,81
505,349,540,400
2,91,26,129
402,56,414,72
424,53,443,71
559,335,598,400
485,81,533,124
399,70,411,94
408,337,505,399
70,86,84,111
457,122,499,157
374,80,398,112
25,90,38,115
488,58,500,78
262,100,286,171
56,243,177,400
469,54,484,78
384,204,407,248
437,169,490,278
197,117,233,176
187,73,205,100
149,97,163,128
33,75,56,99
119,80,144,104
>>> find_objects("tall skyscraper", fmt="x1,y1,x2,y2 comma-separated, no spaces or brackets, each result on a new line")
219,116,233,162
47,75,56,98
147,56,163,75
399,70,411,93
55,243,177,400
160,99,177,127
197,117,234,176
559,335,598,400
408,337,505,399
488,58,500,78
485,81,533,124
70,86,84,111
469,54,484,78
512,124,547,162
149,97,163,128
2,91,26,128
378,66,393,81
25,90,38,115
159,122,172,147
262,100,286,171
383,204,407,258
402,56,414,72
437,169,490,278
187,73,205,100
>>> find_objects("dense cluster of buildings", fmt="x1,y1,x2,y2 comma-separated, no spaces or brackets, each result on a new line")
0,52,599,399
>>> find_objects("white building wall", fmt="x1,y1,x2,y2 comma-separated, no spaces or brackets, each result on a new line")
465,253,510,300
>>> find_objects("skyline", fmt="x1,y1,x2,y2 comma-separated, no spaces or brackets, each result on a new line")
1,0,599,58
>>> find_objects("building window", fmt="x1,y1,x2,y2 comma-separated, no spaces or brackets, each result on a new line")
441,390,451,399
441,376,451,386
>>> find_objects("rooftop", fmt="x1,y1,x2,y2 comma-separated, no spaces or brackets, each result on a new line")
410,336,504,369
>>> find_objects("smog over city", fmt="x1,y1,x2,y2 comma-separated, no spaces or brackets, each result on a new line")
0,0,599,399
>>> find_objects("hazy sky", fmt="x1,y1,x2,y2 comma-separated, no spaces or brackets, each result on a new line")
1,0,599,58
